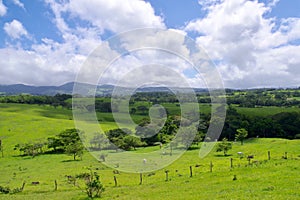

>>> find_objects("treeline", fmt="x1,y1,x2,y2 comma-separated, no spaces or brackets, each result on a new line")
220,106,300,140
227,91,300,107
130,89,300,106
0,94,72,108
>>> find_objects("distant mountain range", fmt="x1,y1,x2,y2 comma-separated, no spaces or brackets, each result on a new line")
0,82,208,96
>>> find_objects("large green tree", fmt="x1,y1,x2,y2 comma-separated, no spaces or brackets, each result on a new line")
47,128,85,160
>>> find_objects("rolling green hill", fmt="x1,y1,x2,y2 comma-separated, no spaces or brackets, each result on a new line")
0,103,300,199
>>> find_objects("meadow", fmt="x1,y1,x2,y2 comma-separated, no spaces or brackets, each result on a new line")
0,103,300,199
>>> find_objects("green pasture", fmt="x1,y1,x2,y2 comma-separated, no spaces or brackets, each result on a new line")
0,103,300,199
235,105,300,117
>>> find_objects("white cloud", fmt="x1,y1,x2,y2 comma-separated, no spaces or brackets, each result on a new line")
12,0,24,9
4,20,28,39
66,0,165,33
0,0,171,86
185,0,300,88
0,0,7,16
1,0,298,88
0,48,77,85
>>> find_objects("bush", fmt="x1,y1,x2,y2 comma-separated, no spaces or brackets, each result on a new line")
76,170,105,198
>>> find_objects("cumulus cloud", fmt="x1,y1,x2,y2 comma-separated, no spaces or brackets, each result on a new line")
1,0,298,88
66,0,165,33
0,0,168,86
4,20,28,39
185,0,300,88
0,48,76,85
0,0,7,16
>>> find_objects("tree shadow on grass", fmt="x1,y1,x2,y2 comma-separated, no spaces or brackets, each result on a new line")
61,159,81,163
214,154,232,157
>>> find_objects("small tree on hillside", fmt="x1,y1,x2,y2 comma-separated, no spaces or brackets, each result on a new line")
235,128,248,145
65,142,84,160
216,138,232,156
122,135,145,150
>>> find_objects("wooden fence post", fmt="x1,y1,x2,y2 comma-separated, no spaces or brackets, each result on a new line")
139,173,143,185
165,170,169,181
210,161,213,173
54,180,57,191
230,158,233,168
21,181,26,191
114,176,118,187
189,166,193,177
268,151,271,160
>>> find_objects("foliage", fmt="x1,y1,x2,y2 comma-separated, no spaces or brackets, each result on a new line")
0,186,10,194
122,135,145,150
0,94,72,108
178,126,197,149
65,142,84,160
89,133,109,150
235,128,248,145
216,138,232,156
14,141,45,157
105,128,144,150
46,128,85,160
76,170,105,198
0,183,24,194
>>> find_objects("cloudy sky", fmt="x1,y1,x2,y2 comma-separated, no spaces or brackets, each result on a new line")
0,0,299,88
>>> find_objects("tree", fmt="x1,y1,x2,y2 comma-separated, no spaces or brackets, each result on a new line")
47,129,85,159
13,141,45,157
216,138,232,156
57,128,84,145
47,128,84,152
130,107,137,114
105,128,129,141
47,137,63,152
65,142,84,160
235,128,248,145
178,127,196,149
137,105,148,115
89,133,109,150
122,135,144,150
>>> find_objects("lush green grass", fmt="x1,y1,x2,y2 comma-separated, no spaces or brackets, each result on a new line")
1,103,300,199
235,105,300,117
1,138,299,199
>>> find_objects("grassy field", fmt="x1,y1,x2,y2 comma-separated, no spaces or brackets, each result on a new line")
0,103,300,199
235,105,300,117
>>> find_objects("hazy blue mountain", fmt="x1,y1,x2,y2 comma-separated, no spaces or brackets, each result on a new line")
0,82,208,96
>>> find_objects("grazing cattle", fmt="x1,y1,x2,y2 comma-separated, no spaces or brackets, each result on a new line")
31,181,40,185
247,155,254,159
237,152,244,159
143,158,147,164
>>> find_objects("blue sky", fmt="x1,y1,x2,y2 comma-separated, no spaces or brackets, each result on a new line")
0,0,299,88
